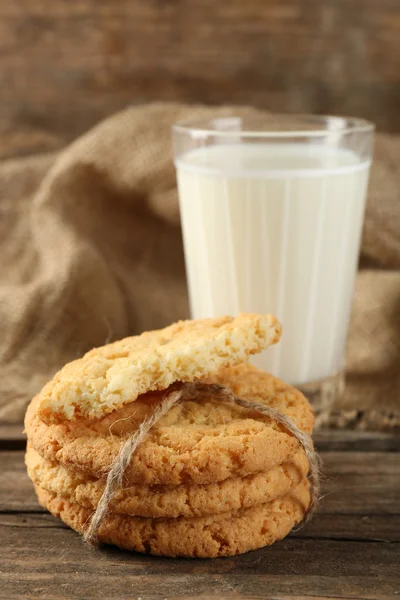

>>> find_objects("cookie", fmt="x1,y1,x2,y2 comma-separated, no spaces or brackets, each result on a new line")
26,444,309,518
36,314,281,423
35,479,310,558
26,363,314,485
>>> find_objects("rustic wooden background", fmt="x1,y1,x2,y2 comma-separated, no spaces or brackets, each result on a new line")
0,0,399,160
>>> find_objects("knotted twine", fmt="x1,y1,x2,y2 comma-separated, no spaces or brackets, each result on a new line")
84,382,321,545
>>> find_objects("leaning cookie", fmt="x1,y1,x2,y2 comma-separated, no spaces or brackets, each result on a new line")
35,479,310,558
26,363,314,486
36,314,282,423
26,444,309,518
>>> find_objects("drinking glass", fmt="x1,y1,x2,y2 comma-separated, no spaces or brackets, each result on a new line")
172,114,374,416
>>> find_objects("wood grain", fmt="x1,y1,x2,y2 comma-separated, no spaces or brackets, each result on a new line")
0,0,398,159
2,426,399,451
0,522,399,599
1,443,399,598
0,424,25,449
3,511,399,544
2,450,399,528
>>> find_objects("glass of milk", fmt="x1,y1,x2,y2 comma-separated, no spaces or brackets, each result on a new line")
172,115,374,416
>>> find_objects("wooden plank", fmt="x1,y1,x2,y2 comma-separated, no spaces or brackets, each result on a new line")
1,449,399,598
0,424,25,449
1,427,399,452
314,430,400,452
0,451,38,511
2,511,399,544
1,451,399,543
0,520,399,599
295,513,400,542
2,450,400,514
0,0,399,159
318,451,400,515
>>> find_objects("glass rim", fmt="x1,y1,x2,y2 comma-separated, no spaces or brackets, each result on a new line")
172,113,375,139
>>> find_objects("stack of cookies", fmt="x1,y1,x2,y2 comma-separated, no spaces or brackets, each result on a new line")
25,314,315,558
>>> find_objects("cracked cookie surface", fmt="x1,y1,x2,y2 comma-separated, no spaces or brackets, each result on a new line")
26,444,309,518
26,364,314,485
35,479,310,557
36,314,281,423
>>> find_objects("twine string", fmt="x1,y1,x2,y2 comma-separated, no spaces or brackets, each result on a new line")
84,382,320,545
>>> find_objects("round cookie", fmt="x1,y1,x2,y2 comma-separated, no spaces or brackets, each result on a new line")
26,445,309,518
35,479,310,558
36,314,281,423
26,364,314,485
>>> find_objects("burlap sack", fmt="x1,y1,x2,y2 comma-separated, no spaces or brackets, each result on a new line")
0,104,399,428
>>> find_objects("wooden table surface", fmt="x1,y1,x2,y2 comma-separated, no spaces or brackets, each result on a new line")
1,427,399,600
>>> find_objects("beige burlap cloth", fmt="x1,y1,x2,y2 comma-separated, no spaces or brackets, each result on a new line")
1,104,399,429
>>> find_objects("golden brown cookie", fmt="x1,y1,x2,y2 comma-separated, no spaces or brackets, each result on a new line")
26,444,309,518
35,479,310,558
36,314,281,423
26,364,314,485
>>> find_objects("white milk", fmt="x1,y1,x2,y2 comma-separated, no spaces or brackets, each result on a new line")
176,143,370,385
